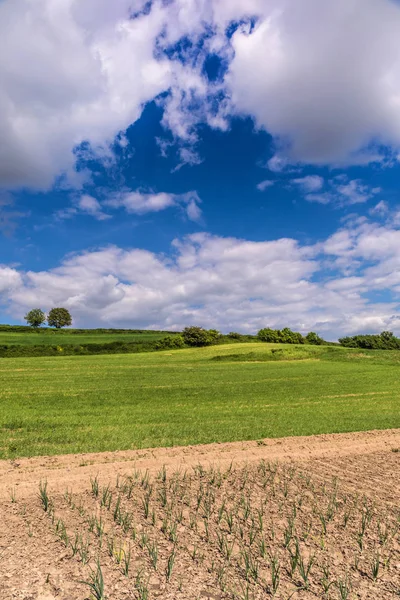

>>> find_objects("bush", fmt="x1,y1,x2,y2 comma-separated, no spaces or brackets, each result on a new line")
338,331,400,350
305,331,324,345
258,327,305,345
182,326,221,347
257,328,280,343
227,332,242,340
154,335,185,350
279,327,304,344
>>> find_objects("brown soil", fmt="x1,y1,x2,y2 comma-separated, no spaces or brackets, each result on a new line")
0,429,399,599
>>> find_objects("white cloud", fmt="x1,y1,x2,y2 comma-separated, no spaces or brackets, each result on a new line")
55,194,111,221
370,200,389,217
171,147,204,173
0,266,22,293
106,190,202,222
292,175,324,193
266,156,290,173
226,0,400,165
0,0,172,189
304,177,381,207
257,180,274,192
336,180,380,205
108,192,176,215
4,0,400,193
305,193,333,205
78,195,111,221
2,218,400,339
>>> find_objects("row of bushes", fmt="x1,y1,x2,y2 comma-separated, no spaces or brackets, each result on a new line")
0,336,185,358
257,328,325,345
0,323,179,335
338,331,400,349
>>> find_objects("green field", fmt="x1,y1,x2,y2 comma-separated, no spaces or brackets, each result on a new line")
0,330,175,346
1,342,400,459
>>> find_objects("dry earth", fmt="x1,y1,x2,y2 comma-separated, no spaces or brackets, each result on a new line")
0,429,399,600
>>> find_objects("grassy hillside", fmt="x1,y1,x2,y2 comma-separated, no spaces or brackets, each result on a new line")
1,342,399,459
0,327,179,346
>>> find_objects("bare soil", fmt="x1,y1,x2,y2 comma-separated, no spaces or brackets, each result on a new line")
0,429,399,599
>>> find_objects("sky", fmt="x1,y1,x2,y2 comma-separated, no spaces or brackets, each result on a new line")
2,0,400,339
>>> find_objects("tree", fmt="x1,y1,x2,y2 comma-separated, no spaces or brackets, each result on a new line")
24,308,46,328
305,331,324,345
182,326,221,347
47,307,72,329
279,327,304,344
257,328,280,343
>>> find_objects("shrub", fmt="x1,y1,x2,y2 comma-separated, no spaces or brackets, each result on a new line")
339,331,400,350
257,328,280,343
258,327,305,345
305,332,324,345
154,335,185,350
182,326,221,347
227,332,242,340
24,308,46,328
279,327,304,344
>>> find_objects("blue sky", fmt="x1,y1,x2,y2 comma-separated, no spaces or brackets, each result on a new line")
1,0,400,339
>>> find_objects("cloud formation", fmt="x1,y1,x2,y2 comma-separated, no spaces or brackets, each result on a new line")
105,190,202,222
227,0,400,165
3,0,400,193
1,215,400,339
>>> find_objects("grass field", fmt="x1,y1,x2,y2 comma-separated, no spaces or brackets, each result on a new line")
0,330,176,346
1,342,400,459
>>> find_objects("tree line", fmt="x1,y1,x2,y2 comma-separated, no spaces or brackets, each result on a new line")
178,326,325,347
338,331,400,350
21,314,326,347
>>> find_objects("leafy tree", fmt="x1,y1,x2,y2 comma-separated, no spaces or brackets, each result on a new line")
182,326,221,347
24,308,46,328
258,327,305,344
257,328,280,343
47,307,72,329
306,331,324,345
279,327,304,344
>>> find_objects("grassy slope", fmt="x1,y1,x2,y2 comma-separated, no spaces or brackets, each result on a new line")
0,330,174,346
1,342,399,459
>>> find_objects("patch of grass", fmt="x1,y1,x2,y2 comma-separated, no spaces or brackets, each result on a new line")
0,343,399,458
0,330,178,346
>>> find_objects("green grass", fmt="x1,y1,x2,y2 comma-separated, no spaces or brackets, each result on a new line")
0,330,175,346
0,342,399,459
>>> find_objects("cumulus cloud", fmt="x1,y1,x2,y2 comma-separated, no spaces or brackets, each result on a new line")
0,0,172,189
227,0,400,165
3,0,400,193
0,266,22,293
1,218,400,339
